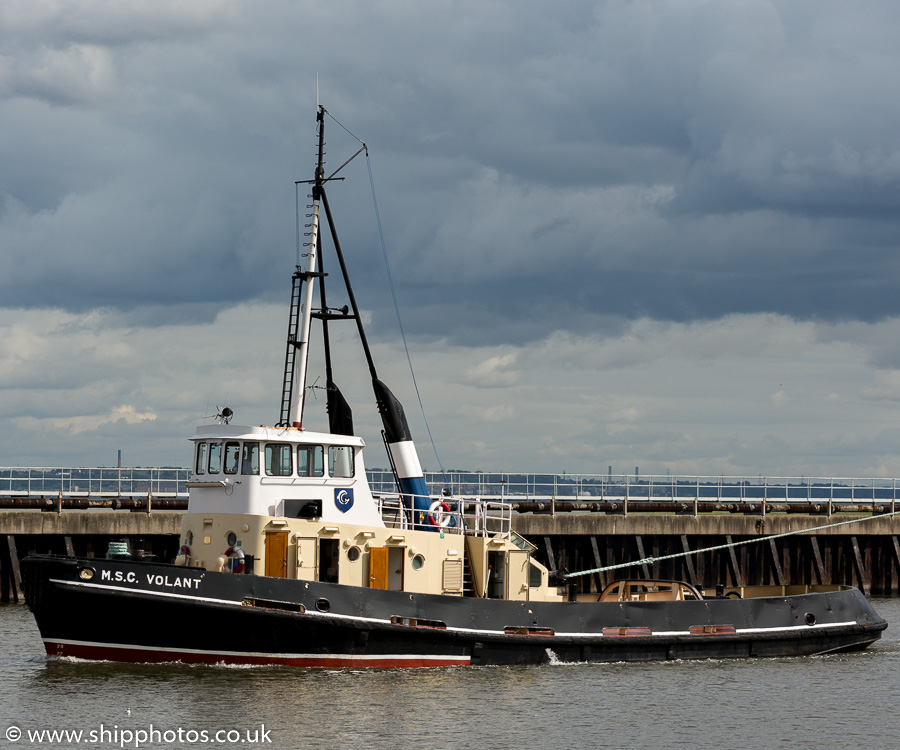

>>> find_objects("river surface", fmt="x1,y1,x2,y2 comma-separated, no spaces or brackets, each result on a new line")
1,598,898,749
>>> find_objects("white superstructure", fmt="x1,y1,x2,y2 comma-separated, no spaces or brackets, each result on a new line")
186,425,383,526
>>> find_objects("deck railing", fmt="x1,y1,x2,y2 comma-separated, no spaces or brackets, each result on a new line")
376,494,512,537
1,467,899,506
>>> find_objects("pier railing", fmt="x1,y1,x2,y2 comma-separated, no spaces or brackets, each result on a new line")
2,467,900,507
0,467,190,497
370,471,900,505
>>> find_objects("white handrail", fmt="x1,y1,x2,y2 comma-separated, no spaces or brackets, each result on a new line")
375,494,511,537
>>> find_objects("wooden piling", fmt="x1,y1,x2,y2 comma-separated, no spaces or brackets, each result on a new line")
634,536,651,579
850,536,871,595
6,535,21,603
680,535,698,586
589,536,605,590
725,535,744,587
810,537,826,585
769,538,786,586
543,536,556,571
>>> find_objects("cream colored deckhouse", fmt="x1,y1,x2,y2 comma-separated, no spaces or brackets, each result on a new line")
180,424,562,603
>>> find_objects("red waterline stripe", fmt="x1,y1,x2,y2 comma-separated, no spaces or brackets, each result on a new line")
44,641,470,669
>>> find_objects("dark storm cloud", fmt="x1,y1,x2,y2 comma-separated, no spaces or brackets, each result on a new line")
3,1,900,345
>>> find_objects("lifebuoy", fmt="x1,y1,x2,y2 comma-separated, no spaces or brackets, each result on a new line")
224,545,245,574
428,500,454,528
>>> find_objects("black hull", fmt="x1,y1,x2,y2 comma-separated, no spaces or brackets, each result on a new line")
23,555,887,668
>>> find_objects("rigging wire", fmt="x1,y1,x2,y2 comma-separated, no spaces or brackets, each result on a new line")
321,108,447,482
562,507,900,579
323,108,365,145
366,153,448,483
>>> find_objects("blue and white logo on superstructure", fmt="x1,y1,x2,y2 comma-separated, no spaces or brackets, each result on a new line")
335,488,354,513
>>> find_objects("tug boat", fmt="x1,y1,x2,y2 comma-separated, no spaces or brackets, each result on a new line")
23,107,886,667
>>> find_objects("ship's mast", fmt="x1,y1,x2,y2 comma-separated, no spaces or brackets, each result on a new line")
288,106,326,428
277,107,434,527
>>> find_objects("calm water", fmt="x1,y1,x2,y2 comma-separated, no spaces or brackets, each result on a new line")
2,599,899,749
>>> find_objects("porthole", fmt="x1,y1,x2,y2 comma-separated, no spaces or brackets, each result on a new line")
411,554,425,570
226,531,237,547
78,567,95,581
315,598,331,613
347,546,361,562
805,612,817,626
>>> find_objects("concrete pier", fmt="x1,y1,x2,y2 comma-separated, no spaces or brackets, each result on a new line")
0,508,182,602
515,511,900,596
3,490,900,599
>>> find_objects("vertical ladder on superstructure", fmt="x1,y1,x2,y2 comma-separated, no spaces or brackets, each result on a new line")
277,267,305,427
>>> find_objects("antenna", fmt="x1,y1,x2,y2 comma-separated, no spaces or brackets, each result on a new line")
201,406,233,424
316,73,319,109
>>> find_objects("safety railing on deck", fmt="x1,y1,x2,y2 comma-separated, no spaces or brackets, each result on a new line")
375,494,512,538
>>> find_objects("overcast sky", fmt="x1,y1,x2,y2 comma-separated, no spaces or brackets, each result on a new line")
3,0,900,479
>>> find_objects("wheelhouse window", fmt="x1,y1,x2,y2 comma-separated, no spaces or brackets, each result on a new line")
195,443,208,475
265,443,293,477
242,442,259,475
223,442,240,474
298,445,324,477
528,563,543,588
208,442,222,474
329,445,355,478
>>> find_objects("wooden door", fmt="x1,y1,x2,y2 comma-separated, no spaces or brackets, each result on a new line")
265,531,288,578
369,546,389,589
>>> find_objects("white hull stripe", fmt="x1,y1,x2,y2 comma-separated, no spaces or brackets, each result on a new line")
49,578,862,639
615,622,858,636
44,638,469,663
50,579,244,608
